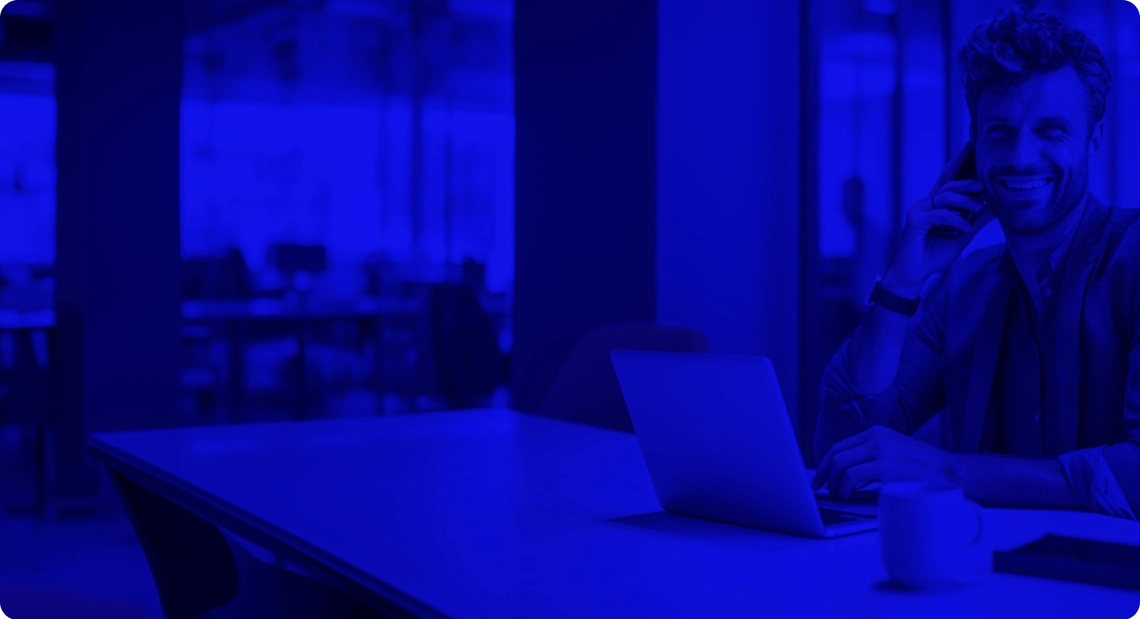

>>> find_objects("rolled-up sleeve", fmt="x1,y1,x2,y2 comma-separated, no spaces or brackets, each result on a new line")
1058,285,1140,520
1059,447,1138,520
814,276,952,463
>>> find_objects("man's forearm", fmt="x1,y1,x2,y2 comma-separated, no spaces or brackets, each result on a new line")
847,304,912,395
946,452,1083,509
847,273,925,395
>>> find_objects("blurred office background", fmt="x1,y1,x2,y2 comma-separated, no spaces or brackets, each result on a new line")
1,0,513,613
1,0,514,430
0,0,1137,615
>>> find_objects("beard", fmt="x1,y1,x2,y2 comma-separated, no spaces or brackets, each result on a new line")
986,150,1089,236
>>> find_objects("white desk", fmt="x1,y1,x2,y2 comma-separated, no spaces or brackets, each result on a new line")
90,409,1140,618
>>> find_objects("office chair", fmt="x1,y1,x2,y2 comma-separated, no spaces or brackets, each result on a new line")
409,283,502,411
535,323,709,432
266,244,327,294
0,324,53,517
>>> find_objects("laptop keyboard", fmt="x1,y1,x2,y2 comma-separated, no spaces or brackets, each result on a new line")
818,506,875,526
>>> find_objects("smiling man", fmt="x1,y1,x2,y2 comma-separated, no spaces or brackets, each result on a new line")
812,5,1140,519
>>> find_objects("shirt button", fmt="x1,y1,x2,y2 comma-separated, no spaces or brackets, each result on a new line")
1043,288,1053,298
1035,414,1041,424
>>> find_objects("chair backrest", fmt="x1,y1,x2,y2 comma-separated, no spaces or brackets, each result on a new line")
183,250,253,301
266,244,327,278
0,327,51,426
535,323,708,432
418,283,502,408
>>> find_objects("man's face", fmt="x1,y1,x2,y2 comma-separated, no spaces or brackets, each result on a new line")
974,65,1103,235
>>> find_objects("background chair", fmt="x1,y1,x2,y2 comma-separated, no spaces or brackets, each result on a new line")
266,244,327,297
0,324,54,517
535,323,708,432
414,283,503,411
180,322,226,425
182,249,254,302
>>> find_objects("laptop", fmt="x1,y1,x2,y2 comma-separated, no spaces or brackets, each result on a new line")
610,349,877,538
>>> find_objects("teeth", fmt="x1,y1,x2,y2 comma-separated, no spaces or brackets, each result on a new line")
1004,179,1049,190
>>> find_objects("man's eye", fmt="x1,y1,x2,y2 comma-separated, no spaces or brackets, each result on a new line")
987,126,1012,137
1041,124,1066,134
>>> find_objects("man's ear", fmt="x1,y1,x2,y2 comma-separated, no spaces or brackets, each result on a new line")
1089,119,1105,164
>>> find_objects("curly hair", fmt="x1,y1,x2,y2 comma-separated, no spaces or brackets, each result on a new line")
957,4,1111,137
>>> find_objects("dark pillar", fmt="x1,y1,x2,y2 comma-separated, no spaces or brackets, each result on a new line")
53,0,183,495
656,0,802,420
511,1,658,412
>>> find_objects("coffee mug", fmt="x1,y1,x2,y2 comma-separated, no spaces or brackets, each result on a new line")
879,482,984,589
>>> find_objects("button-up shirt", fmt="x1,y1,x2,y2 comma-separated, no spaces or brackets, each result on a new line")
990,220,1135,519
818,196,1140,520
989,234,1069,457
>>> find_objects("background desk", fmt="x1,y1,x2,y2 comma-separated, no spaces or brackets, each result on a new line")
90,409,1140,618
182,298,426,420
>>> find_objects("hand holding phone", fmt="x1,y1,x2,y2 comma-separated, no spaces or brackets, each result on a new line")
928,148,984,240
881,141,994,296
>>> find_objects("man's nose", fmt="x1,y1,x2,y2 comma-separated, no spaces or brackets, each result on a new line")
1006,131,1042,171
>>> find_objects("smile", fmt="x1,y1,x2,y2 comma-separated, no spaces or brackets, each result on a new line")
1000,178,1053,191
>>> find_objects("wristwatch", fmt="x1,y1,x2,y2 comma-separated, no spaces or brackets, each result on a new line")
865,275,921,317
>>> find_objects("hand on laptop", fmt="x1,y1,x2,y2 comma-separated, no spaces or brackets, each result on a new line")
811,426,954,500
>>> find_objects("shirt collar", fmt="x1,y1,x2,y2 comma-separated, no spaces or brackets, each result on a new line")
996,199,1087,292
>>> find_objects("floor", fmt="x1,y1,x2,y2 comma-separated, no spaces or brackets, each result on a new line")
0,427,163,619
0,513,164,619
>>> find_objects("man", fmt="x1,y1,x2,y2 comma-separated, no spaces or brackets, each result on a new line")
812,5,1140,520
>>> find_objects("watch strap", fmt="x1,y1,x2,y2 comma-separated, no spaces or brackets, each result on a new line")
868,280,921,317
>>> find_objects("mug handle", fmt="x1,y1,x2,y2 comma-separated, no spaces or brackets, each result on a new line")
965,501,985,546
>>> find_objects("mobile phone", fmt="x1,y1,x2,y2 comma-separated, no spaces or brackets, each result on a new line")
927,147,980,240
993,534,1140,591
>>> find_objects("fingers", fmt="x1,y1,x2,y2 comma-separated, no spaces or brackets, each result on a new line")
836,462,881,500
811,465,826,490
828,446,875,498
931,140,974,190
913,208,973,234
933,189,986,213
915,184,984,215
812,429,874,489
939,180,985,197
